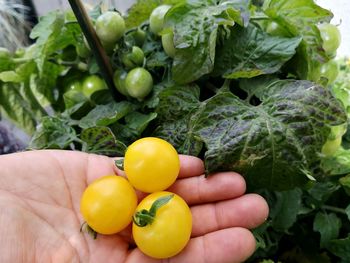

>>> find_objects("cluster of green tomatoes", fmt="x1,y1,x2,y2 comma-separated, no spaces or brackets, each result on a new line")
80,137,192,259
64,5,174,102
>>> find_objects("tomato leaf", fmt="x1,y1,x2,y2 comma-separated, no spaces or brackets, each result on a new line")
191,80,346,190
166,0,250,83
79,101,136,129
269,188,302,231
29,116,77,149
263,0,333,80
327,236,350,261
153,84,202,155
81,126,126,157
213,23,302,79
313,212,342,248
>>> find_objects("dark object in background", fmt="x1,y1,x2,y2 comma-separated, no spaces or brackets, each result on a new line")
0,124,25,155
24,0,38,25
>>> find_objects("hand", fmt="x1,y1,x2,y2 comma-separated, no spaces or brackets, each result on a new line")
0,150,268,263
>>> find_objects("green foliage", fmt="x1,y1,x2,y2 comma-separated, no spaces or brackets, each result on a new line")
2,0,350,261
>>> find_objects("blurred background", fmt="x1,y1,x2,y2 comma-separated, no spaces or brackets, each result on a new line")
0,0,349,154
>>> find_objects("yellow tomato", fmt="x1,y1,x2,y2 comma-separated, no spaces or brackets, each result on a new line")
132,191,192,259
80,175,137,235
124,137,180,193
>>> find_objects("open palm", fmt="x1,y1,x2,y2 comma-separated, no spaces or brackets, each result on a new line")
0,150,268,263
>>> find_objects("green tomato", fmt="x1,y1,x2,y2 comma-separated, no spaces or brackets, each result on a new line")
65,80,82,92
266,21,289,37
319,23,341,57
162,31,175,57
113,69,129,96
328,124,347,140
96,11,125,44
125,67,153,100
322,137,342,156
133,28,147,47
149,5,171,35
82,75,107,98
320,59,339,84
122,46,145,69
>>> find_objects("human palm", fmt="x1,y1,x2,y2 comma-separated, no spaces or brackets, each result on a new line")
0,150,268,263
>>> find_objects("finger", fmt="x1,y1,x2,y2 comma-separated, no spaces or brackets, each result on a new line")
171,228,256,263
178,155,205,178
191,193,269,237
168,172,246,205
125,228,256,263
113,155,204,179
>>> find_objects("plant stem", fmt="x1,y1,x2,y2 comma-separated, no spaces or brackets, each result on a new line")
322,205,347,215
12,57,31,64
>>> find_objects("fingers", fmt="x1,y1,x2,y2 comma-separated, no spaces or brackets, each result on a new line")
168,172,246,205
171,228,256,263
191,193,269,237
178,155,205,178
126,228,256,263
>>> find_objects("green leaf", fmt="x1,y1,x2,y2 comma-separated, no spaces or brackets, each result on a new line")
30,11,65,73
327,235,350,260
308,181,340,203
321,148,350,176
263,0,333,80
81,127,126,157
0,56,15,72
269,188,302,231
153,84,203,155
125,112,158,136
191,80,346,190
213,23,301,79
0,83,45,134
79,101,136,129
125,0,184,29
29,116,77,149
167,0,243,83
339,174,350,196
313,212,341,248
345,204,350,221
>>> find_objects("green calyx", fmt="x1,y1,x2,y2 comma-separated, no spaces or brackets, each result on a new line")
133,194,174,227
115,158,124,171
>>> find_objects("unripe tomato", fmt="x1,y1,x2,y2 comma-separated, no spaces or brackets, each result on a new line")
322,137,342,156
320,59,339,84
125,67,153,100
318,23,341,58
113,69,129,96
96,11,126,44
122,46,145,69
82,75,107,98
149,5,171,35
132,191,192,259
162,31,176,57
80,175,138,235
124,137,180,193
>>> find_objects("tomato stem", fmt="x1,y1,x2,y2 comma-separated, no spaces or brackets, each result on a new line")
80,222,97,239
115,159,124,171
133,194,174,227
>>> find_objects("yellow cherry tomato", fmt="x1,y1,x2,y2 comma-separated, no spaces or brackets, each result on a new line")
132,191,192,259
80,175,137,235
124,137,180,193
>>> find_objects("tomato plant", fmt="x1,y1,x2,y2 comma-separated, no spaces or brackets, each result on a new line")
149,5,172,35
125,67,153,101
132,192,192,259
124,137,180,193
266,21,290,37
95,11,126,44
318,23,341,58
162,31,175,58
81,75,107,97
80,175,138,235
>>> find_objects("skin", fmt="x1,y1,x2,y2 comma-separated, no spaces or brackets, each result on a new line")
0,150,269,263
